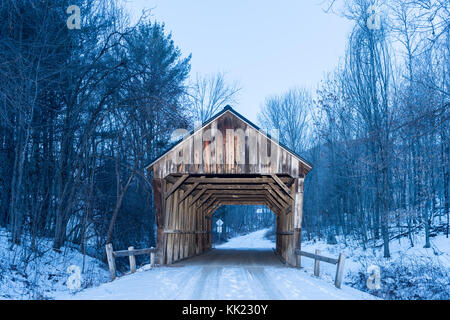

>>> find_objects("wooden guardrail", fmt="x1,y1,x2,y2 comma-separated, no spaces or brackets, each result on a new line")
105,243,157,280
295,249,346,289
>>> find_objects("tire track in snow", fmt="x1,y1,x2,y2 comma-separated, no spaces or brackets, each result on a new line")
190,266,222,299
245,267,285,300
172,267,205,300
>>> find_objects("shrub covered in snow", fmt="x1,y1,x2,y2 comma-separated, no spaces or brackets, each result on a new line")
0,228,109,299
349,255,450,300
301,230,450,300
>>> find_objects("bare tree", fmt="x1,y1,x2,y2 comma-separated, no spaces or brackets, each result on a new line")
258,88,312,154
0,1,191,261
189,72,241,122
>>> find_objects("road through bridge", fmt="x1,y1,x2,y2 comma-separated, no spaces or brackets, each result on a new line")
63,230,376,300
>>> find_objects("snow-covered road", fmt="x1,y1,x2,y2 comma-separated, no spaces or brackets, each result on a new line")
58,230,377,300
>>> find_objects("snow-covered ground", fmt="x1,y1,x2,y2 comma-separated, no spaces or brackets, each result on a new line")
56,229,377,300
2,226,445,300
300,232,450,300
0,228,109,299
215,229,275,249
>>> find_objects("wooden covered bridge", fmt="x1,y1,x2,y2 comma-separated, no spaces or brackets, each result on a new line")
147,106,312,266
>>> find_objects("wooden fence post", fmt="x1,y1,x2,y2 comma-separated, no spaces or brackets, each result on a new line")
105,243,116,281
150,248,155,267
335,253,346,289
128,246,136,273
314,249,320,276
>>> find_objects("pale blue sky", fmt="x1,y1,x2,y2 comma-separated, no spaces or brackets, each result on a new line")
126,0,352,122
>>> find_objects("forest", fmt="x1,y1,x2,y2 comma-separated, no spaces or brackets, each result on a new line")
259,0,449,258
0,0,448,299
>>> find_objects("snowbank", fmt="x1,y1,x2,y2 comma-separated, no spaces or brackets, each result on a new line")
0,228,109,299
300,232,450,300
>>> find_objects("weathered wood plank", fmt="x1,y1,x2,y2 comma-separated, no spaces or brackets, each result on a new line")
189,188,206,207
264,190,287,210
202,196,218,212
153,178,165,265
185,177,286,184
173,189,181,262
105,243,116,280
314,249,320,276
294,228,301,267
128,246,136,273
165,175,189,192
162,230,208,235
295,250,338,265
203,189,270,195
268,182,291,205
210,200,270,206
271,174,294,199
150,251,156,267
165,174,189,199
113,247,158,257
205,201,221,216
276,231,294,235
292,178,304,228
197,184,268,190
166,189,177,264
335,253,346,289
178,182,199,204
196,193,212,209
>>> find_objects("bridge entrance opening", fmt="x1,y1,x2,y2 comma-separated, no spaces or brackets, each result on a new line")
210,205,275,246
